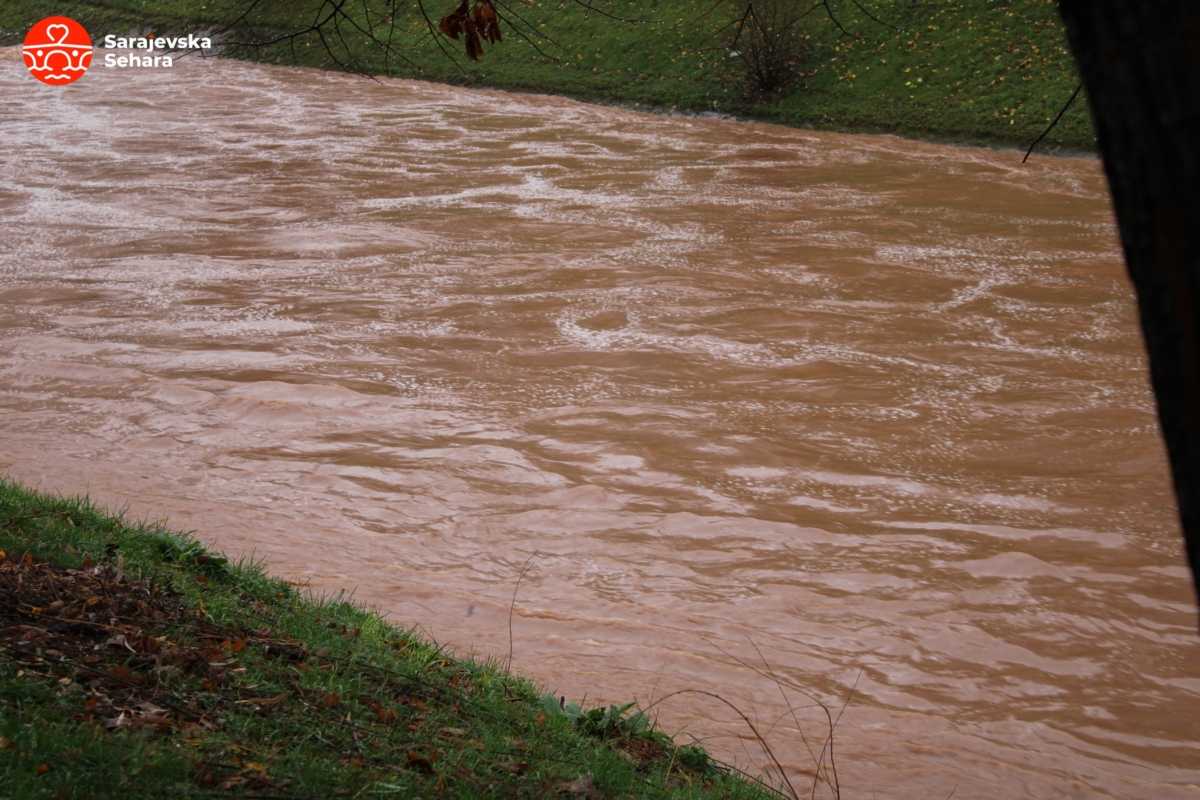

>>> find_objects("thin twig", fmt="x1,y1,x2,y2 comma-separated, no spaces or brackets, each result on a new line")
384,0,400,74
415,0,468,76
820,0,854,38
1023,82,1083,163
642,688,800,800
333,1,421,72
568,0,648,24
503,552,537,672
815,669,860,800
492,0,565,61
747,640,821,763
226,0,346,50
491,2,563,63
213,0,267,37
705,636,828,795
846,0,897,31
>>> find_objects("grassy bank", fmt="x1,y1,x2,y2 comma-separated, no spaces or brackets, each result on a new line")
2,0,1093,150
0,478,776,799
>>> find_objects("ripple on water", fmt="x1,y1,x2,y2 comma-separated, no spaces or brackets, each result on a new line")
0,49,1195,800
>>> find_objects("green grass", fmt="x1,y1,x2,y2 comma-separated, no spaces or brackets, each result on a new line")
1,0,1093,150
0,477,776,799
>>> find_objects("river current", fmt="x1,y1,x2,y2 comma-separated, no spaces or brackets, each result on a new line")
2,53,1197,798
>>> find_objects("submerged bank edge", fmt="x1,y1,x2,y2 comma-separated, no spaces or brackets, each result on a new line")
0,476,779,799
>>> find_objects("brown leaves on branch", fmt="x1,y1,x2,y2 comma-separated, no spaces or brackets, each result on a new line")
439,0,503,61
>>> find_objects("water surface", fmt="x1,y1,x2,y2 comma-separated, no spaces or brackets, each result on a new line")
1,53,1197,798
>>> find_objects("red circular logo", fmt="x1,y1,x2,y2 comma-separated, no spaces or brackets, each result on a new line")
22,16,93,86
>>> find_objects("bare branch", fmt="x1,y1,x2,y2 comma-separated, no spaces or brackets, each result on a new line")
820,0,853,38
846,0,897,31
641,688,800,800
334,1,422,72
504,552,537,673
416,0,469,75
1023,82,1084,163
225,0,345,50
569,0,648,24
213,0,267,38
492,0,564,63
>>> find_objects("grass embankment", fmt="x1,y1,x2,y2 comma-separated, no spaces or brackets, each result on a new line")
0,479,774,799
1,0,1092,150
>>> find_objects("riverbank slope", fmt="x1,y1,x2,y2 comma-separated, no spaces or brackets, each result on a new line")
0,479,775,799
2,0,1093,151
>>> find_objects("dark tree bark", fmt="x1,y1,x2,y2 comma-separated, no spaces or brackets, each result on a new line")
1057,3,1200,605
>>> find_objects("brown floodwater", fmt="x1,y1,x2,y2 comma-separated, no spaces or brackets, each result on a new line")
2,52,1198,798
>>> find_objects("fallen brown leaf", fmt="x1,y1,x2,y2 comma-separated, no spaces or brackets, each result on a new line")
236,692,289,708
405,751,436,775
108,665,135,683
363,699,397,723
557,775,600,798
220,775,246,790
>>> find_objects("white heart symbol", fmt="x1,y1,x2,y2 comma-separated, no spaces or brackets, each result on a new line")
45,24,70,45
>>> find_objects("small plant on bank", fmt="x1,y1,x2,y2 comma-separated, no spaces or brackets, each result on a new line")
726,0,810,99
541,695,655,740
541,694,725,783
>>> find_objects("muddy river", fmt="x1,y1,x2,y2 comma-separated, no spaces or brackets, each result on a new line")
2,53,1198,798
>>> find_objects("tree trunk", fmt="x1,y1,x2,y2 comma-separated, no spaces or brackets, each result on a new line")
1057,3,1200,607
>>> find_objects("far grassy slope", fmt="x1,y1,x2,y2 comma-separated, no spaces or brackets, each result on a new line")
0,478,776,800
1,0,1092,150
